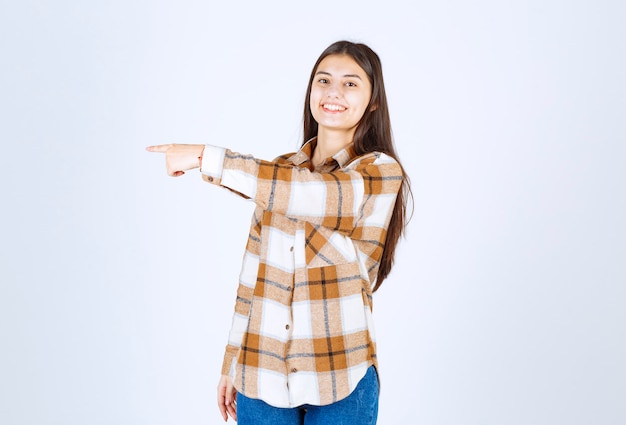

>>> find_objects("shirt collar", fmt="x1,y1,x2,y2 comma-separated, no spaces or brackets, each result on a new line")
288,137,358,169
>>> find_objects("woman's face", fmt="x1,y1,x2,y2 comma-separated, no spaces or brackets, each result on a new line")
309,54,372,138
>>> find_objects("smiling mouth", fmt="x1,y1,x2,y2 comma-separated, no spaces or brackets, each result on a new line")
323,104,346,112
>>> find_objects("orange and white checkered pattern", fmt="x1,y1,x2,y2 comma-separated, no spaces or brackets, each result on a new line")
201,139,402,408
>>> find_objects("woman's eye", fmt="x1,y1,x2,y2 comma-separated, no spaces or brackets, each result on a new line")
318,78,329,84
345,81,357,87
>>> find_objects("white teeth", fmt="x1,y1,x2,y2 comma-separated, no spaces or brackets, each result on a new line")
323,104,346,111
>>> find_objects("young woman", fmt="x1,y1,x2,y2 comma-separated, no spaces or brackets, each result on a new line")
148,40,411,425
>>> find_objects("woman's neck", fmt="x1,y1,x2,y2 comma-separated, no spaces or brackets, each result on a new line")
312,128,355,166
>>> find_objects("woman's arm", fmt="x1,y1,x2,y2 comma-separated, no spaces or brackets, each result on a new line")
147,143,403,235
201,145,403,235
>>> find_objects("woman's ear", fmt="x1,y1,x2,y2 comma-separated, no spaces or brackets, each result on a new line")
369,103,378,112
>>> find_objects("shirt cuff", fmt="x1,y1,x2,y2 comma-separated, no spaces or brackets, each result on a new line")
200,144,226,182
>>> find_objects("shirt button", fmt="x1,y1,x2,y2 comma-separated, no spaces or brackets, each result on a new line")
289,246,294,252
207,176,214,182
285,324,290,330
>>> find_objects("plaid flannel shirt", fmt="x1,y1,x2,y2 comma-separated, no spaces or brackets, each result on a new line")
200,139,403,408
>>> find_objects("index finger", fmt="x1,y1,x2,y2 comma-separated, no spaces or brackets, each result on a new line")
218,387,228,421
145,144,172,153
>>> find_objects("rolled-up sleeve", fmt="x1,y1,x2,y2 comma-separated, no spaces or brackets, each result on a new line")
200,144,403,235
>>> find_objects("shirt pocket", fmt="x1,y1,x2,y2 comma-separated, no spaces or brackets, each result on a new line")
304,222,358,268
305,263,369,337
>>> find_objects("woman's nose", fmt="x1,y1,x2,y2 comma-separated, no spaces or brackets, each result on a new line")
325,82,342,98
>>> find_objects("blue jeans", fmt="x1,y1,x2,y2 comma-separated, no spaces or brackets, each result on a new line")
236,366,379,425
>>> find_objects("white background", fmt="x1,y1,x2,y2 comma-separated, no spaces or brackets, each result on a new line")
1,1,625,424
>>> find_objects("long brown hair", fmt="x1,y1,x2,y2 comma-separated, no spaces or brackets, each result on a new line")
302,40,412,291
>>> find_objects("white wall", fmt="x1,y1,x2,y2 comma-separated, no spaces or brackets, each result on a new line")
1,1,624,424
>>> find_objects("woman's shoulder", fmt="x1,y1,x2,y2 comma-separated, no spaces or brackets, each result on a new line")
273,152,296,163
346,150,400,169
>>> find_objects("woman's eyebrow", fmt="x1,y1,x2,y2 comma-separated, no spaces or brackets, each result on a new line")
315,70,363,80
